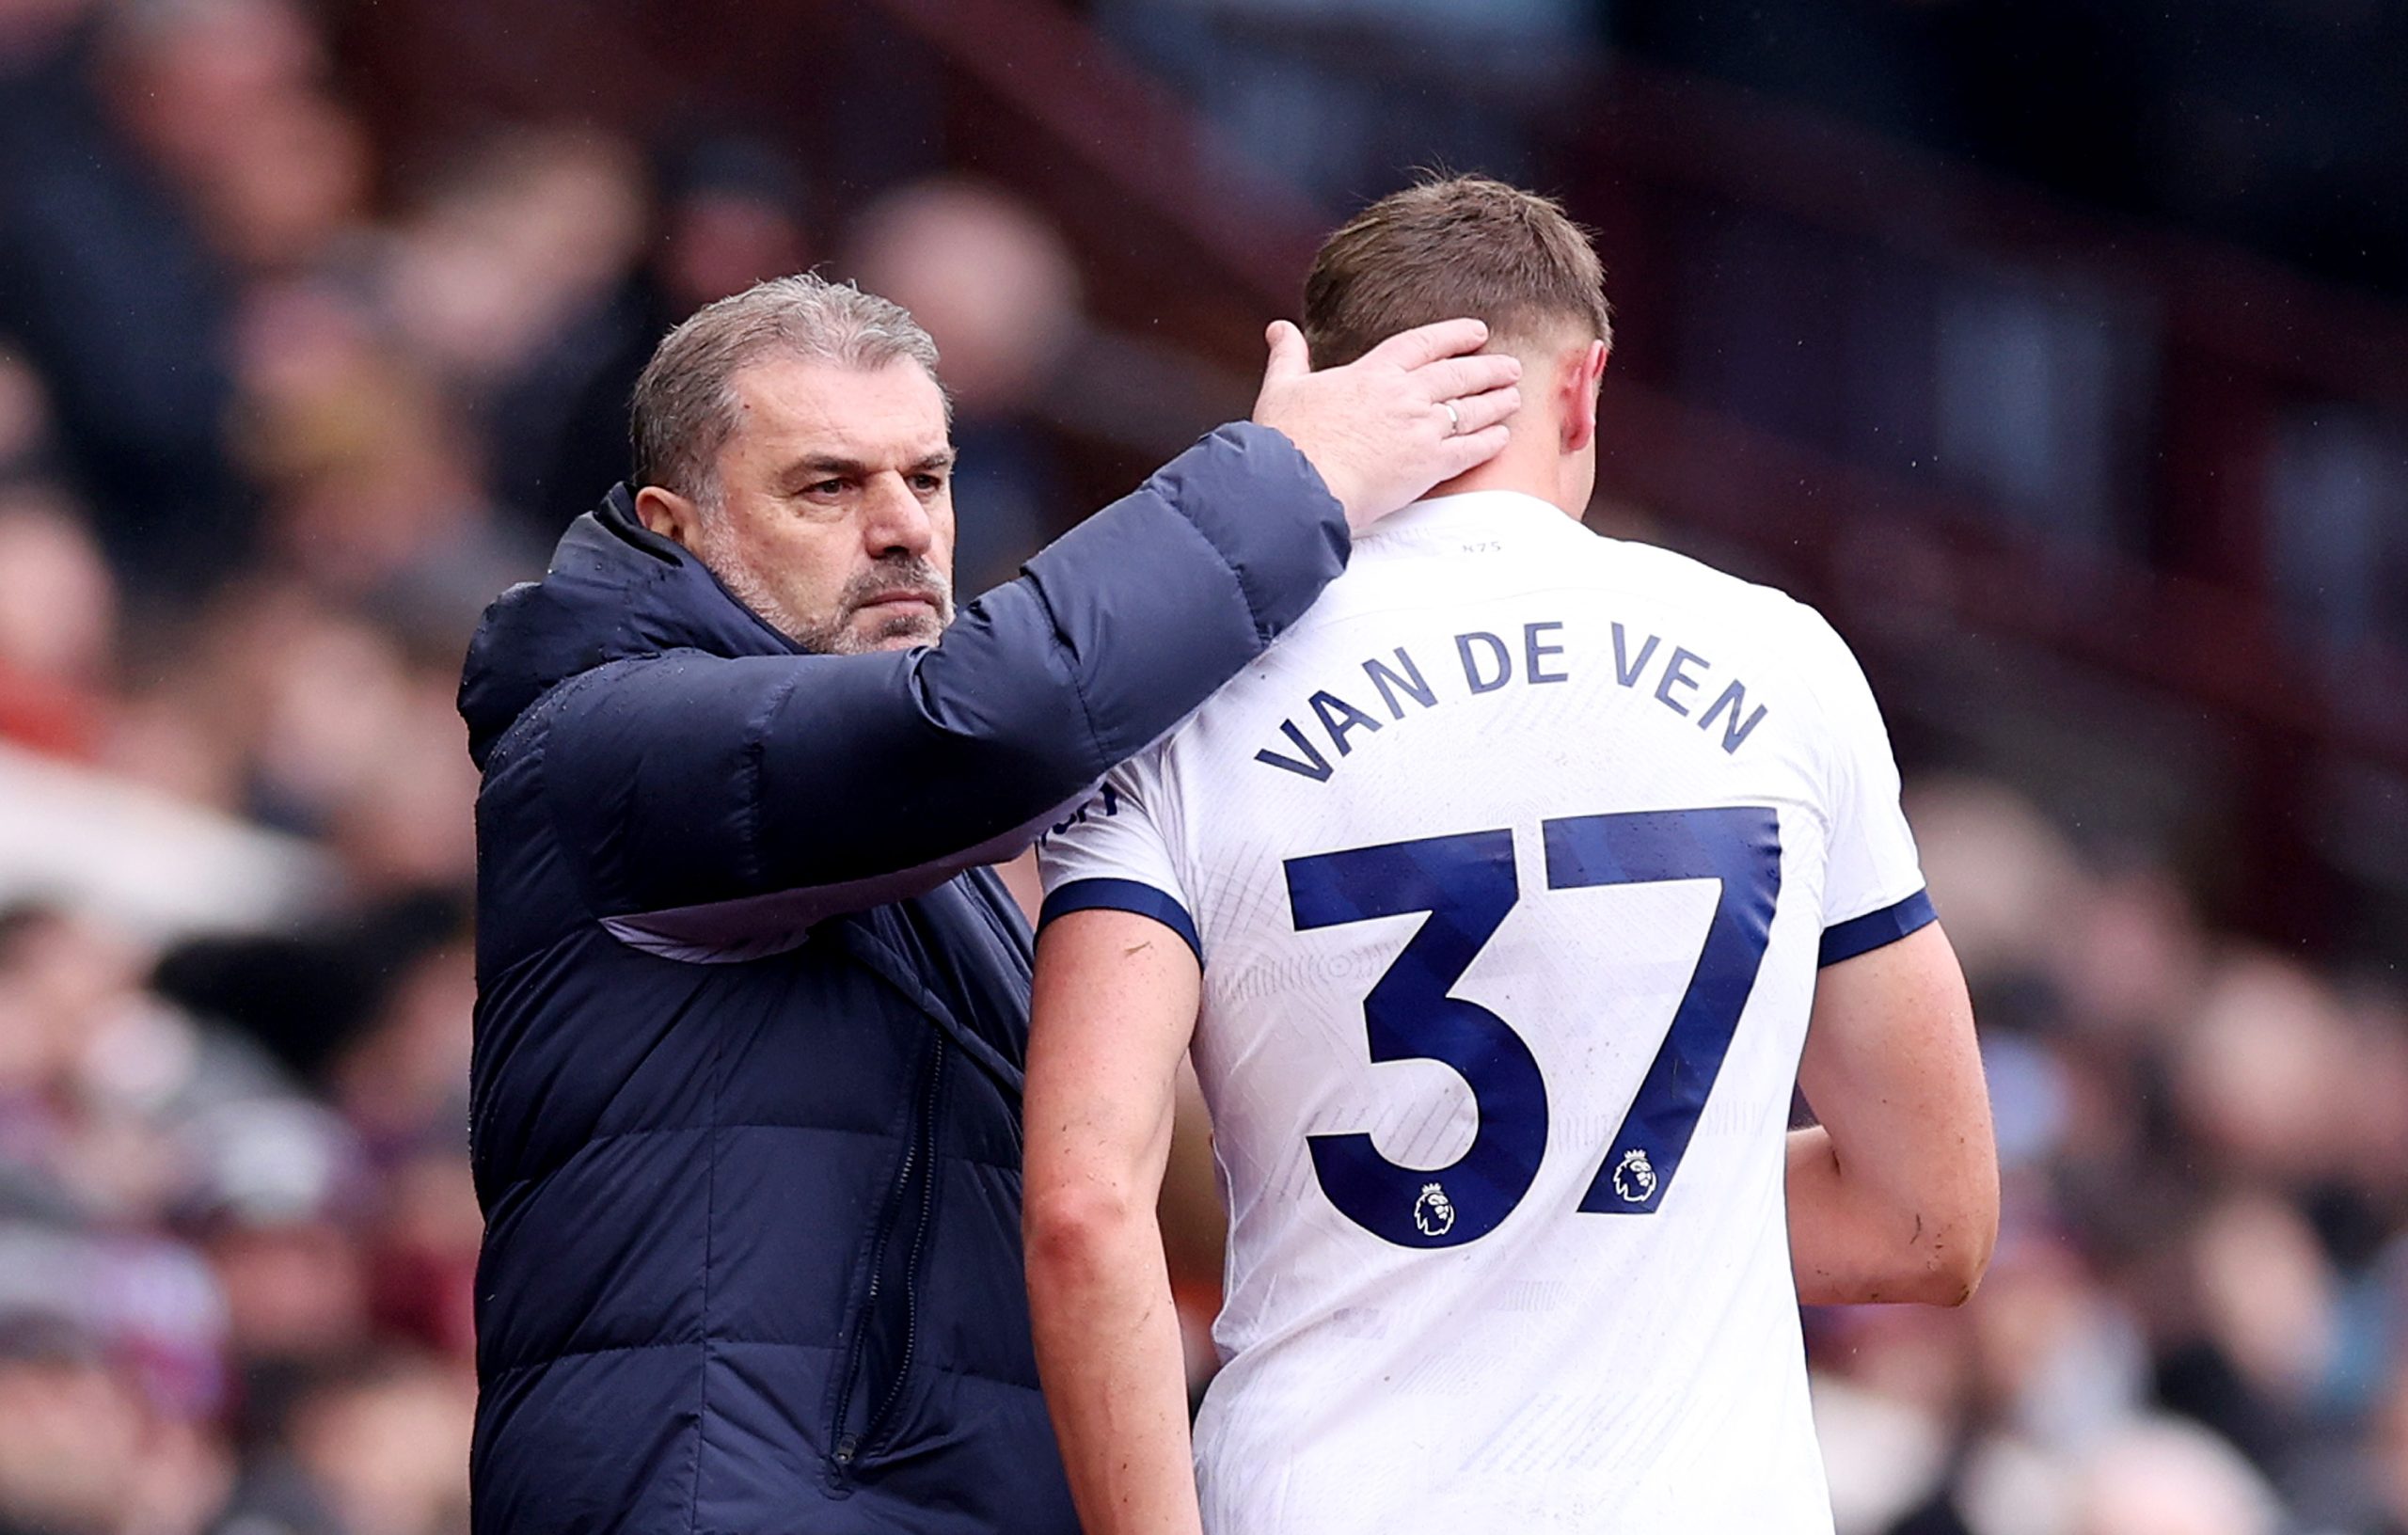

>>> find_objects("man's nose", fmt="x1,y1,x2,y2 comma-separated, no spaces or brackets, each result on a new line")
861,473,936,559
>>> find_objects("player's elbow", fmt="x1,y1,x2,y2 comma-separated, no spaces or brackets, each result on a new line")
1899,1192,1999,1307
1933,1143,2003,1305
1908,1238,1989,1308
1023,1176,1150,1284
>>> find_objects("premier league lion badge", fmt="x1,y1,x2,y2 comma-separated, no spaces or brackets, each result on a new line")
1413,1181,1457,1238
1611,1147,1659,1205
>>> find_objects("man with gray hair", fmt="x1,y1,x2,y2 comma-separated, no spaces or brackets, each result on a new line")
456,271,1519,1534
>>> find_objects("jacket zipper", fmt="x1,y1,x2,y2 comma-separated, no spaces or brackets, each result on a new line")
829,1035,945,1472
865,1034,943,1440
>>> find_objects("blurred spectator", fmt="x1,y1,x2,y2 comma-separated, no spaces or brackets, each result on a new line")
324,942,467,1163
0,1314,153,1535
212,1351,471,1535
94,0,367,280
0,0,252,593
230,283,541,641
1908,775,2088,991
379,127,647,395
100,579,481,903
0,489,119,760
375,124,652,538
2169,957,2356,1189
486,134,816,531
844,180,1081,589
2072,1416,2281,1535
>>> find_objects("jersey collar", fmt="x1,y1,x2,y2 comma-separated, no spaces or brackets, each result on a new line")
1353,488,1586,545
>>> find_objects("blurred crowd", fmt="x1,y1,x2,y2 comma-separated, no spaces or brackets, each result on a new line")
1813,780,2408,1535
0,2,2402,1535
0,1,1112,1532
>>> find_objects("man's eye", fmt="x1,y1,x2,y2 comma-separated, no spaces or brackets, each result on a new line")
911,474,944,493
807,479,847,497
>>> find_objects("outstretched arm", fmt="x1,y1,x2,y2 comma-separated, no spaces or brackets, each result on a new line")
1787,922,1997,1306
531,321,1520,926
1023,909,1207,1535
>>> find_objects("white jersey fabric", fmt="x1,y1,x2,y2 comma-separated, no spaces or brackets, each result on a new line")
1036,490,1933,1534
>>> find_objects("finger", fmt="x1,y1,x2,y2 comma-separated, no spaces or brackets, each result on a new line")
1360,316,1490,372
1447,384,1521,436
1428,421,1512,478
1260,320,1310,384
1409,352,1521,403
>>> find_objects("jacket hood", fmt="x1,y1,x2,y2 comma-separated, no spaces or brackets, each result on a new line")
458,484,800,768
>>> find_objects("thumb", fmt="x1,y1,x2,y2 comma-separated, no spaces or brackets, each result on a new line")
1260,320,1310,385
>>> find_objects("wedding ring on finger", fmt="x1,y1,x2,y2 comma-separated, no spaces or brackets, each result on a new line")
1442,400,1463,435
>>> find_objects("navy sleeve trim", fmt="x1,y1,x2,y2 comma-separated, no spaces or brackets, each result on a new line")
1819,889,1938,967
1038,878,1202,962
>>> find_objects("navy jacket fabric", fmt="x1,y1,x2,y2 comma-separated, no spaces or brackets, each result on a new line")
458,424,1345,1535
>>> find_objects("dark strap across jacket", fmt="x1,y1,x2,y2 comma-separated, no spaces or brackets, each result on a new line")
456,424,1346,1534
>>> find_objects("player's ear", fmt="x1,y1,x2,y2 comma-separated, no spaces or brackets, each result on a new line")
634,484,705,551
1560,340,1608,454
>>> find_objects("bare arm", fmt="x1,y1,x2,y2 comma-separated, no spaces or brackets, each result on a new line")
1023,910,1207,1535
1788,921,1998,1306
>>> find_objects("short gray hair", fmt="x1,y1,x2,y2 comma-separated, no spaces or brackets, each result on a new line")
629,273,943,502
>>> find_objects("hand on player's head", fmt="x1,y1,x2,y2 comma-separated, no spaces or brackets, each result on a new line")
1250,317,1520,532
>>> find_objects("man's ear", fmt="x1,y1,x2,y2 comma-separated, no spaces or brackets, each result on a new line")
1560,340,1608,454
633,485,703,550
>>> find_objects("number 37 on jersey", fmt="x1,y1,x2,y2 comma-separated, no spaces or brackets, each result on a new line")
1287,805,1780,1249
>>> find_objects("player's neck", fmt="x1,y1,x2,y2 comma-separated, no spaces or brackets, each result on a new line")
1424,440,1583,518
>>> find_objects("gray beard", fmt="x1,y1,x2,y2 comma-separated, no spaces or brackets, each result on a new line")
709,548,955,656
791,599,947,656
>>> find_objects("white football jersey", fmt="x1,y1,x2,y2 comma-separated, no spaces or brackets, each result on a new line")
1036,490,1932,1534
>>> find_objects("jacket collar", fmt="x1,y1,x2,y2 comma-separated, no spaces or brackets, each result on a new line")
457,483,800,768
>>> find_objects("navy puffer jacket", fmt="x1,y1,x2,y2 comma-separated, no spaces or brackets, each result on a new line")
457,424,1345,1535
